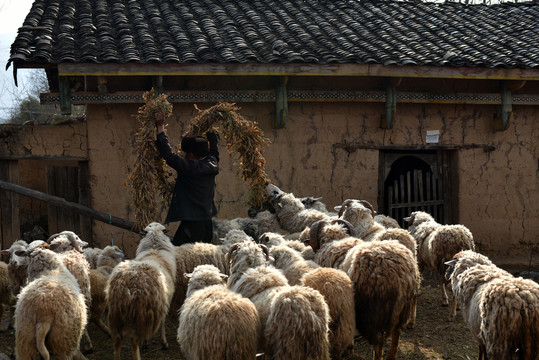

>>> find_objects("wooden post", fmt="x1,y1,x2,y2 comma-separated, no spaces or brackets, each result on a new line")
58,76,72,115
153,76,164,96
275,76,288,129
381,77,401,129
496,80,512,131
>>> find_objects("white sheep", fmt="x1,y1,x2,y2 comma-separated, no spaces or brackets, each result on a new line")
177,264,260,360
266,184,333,234
88,246,125,337
374,214,401,229
405,210,475,318
15,245,88,360
270,245,356,359
337,200,417,257
0,261,16,330
259,231,315,260
227,240,331,360
106,222,176,360
47,231,93,353
83,247,102,269
308,219,420,357
168,229,245,328
1,240,30,295
445,250,539,359
347,240,419,359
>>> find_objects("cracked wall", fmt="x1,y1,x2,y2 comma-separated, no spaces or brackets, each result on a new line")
86,100,538,264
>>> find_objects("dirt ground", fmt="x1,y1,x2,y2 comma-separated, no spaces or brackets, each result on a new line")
0,272,479,360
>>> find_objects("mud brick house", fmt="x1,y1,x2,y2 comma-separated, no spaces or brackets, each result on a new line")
1,0,538,264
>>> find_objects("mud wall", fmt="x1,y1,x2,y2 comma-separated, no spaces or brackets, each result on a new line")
85,99,538,265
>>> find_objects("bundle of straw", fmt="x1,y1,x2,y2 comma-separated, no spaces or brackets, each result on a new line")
128,91,270,230
127,89,174,229
184,102,271,208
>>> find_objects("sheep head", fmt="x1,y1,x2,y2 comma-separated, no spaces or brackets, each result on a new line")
226,240,270,271
47,231,88,253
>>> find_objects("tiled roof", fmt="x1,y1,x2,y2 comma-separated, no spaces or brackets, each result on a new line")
7,0,539,69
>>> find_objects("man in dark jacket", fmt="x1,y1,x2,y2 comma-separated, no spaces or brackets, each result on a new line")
154,113,219,246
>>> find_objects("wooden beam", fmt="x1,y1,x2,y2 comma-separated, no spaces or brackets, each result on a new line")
0,179,142,234
381,77,402,129
57,63,539,81
152,75,164,95
275,76,288,129
496,80,512,131
40,90,539,106
58,76,71,115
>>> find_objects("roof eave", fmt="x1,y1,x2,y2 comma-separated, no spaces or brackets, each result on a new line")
10,61,539,81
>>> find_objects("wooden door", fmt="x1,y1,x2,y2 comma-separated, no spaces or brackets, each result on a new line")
379,151,452,227
46,163,91,240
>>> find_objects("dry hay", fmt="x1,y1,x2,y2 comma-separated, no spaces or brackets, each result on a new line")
128,90,270,229
127,89,174,229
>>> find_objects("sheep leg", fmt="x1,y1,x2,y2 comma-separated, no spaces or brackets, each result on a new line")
478,343,486,360
407,295,417,329
81,328,93,353
440,281,449,306
113,335,122,360
7,305,14,329
373,343,383,360
372,333,384,360
159,319,169,349
93,316,112,337
131,337,141,360
448,295,457,321
387,327,401,360
72,348,89,360
36,322,51,360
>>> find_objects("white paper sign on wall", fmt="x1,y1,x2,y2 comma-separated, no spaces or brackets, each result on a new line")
426,130,440,144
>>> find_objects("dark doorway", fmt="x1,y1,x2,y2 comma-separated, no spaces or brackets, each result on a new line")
379,151,452,227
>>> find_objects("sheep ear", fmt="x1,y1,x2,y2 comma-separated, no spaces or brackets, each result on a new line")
184,273,192,280
444,259,457,267
0,250,10,256
220,274,228,281
334,205,341,212
49,242,61,251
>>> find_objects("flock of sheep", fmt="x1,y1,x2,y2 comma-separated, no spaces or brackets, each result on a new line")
0,182,538,360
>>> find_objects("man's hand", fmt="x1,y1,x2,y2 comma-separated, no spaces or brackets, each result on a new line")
155,112,166,126
155,112,166,134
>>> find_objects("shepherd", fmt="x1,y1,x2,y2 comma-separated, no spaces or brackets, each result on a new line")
154,112,219,246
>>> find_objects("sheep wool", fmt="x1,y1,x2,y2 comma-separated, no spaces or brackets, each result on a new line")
265,285,330,360
0,261,16,330
227,240,330,359
15,247,87,360
177,264,260,360
405,211,475,318
446,251,539,360
168,230,245,327
269,192,332,233
106,222,176,360
348,240,419,360
301,267,356,360
1,240,29,295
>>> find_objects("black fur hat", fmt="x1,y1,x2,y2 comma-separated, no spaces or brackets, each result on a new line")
181,136,210,158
